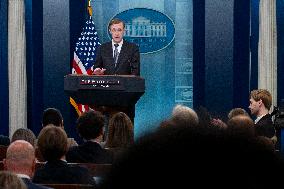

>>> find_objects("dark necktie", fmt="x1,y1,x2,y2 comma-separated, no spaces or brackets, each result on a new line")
114,44,119,67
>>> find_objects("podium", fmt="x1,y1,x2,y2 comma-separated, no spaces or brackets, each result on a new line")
64,74,145,123
64,74,145,106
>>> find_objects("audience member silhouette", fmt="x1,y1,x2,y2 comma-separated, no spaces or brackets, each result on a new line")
11,128,36,147
227,115,255,138
0,171,27,189
42,108,64,127
170,104,199,127
33,125,96,185
0,135,10,146
99,122,284,189
195,106,212,127
66,110,113,163
249,89,275,138
4,140,51,189
41,108,78,148
105,112,134,148
228,108,249,120
210,117,228,129
105,112,134,161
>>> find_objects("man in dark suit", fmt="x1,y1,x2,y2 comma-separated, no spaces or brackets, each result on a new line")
32,125,96,185
92,18,140,135
3,140,51,189
249,89,275,138
93,18,140,76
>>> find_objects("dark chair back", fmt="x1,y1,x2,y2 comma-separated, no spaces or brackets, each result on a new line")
34,162,112,177
0,145,7,161
69,163,112,177
41,184,95,189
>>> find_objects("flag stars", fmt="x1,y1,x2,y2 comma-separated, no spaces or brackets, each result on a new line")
74,16,100,70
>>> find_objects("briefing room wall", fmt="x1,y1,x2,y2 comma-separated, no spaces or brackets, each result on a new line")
204,0,234,118
41,0,76,138
0,0,252,139
91,0,193,137
193,0,251,121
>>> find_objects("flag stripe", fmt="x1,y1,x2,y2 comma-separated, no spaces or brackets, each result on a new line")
72,59,83,74
70,16,100,115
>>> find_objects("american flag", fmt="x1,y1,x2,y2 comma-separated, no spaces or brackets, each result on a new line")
70,15,101,115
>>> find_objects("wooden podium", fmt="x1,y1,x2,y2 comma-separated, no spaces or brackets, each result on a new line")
64,74,145,123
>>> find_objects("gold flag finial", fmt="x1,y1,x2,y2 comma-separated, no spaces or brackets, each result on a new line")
88,0,92,16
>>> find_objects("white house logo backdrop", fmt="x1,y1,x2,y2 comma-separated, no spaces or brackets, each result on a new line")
110,8,175,54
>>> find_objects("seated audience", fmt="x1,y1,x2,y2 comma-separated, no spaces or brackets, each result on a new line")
105,112,134,161
11,128,36,147
170,104,199,126
42,108,64,127
210,117,228,129
41,108,78,148
211,108,249,130
0,171,27,189
0,135,10,146
105,112,134,148
195,106,227,129
228,108,249,120
33,125,96,185
66,110,113,163
3,140,51,189
255,136,276,152
99,122,284,189
195,106,212,126
227,115,255,138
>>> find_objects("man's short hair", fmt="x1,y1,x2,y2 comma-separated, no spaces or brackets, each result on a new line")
5,140,35,171
228,108,249,120
76,110,105,140
108,18,125,30
171,104,199,126
11,128,36,147
42,108,63,127
227,115,255,138
250,89,272,110
37,125,68,161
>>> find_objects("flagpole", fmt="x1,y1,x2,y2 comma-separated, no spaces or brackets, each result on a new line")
88,0,92,16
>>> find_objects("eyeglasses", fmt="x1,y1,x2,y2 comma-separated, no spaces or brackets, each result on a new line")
110,28,124,33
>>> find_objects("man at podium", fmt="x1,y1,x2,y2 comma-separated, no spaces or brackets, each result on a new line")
91,18,141,139
93,18,140,76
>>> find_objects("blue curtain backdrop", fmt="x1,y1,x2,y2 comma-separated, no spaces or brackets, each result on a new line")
250,0,259,92
277,0,284,105
25,0,43,136
194,0,250,121
0,0,9,135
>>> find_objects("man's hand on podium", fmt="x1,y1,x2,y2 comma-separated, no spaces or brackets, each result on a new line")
93,68,106,75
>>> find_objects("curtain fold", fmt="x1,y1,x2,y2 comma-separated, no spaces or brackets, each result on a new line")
258,0,277,108
8,0,27,137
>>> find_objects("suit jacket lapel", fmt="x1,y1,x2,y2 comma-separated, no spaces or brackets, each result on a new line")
115,41,128,72
106,42,116,73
